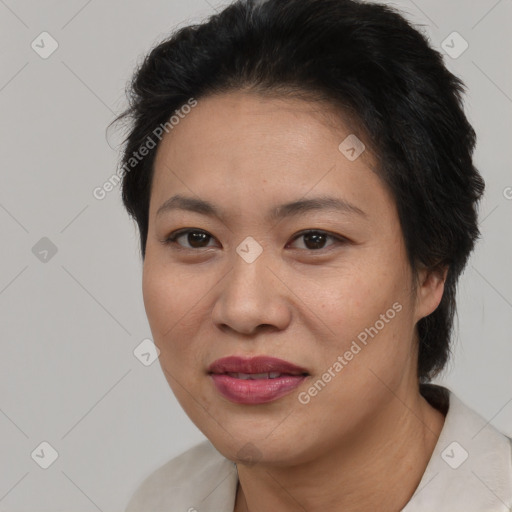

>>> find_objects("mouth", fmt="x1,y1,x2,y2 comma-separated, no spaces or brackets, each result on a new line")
224,371,308,380
207,355,309,376
207,356,310,404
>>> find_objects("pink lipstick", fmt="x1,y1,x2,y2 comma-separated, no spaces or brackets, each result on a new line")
208,356,309,404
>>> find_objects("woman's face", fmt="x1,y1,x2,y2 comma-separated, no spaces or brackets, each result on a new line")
142,91,443,465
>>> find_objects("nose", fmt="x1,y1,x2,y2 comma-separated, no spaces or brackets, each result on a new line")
211,248,292,336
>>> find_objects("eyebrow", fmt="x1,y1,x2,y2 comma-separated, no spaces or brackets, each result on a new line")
156,194,367,221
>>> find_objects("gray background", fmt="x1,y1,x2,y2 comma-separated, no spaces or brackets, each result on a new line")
0,0,511,510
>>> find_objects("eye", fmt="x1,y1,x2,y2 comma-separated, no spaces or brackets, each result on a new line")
287,230,347,251
162,228,218,249
161,228,347,252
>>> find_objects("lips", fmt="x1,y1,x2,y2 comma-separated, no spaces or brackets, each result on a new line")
208,356,309,404
207,356,309,376
226,372,286,380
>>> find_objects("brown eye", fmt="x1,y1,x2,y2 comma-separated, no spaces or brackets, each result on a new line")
163,229,218,249
288,230,345,251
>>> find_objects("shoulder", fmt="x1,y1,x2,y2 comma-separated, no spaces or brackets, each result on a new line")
124,439,238,511
405,385,512,511
443,389,512,460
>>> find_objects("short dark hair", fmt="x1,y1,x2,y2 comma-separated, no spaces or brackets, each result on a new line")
115,0,485,382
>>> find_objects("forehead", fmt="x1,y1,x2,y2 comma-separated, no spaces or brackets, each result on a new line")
153,90,374,168
159,91,369,148
149,91,391,221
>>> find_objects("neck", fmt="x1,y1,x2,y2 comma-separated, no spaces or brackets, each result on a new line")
234,389,445,512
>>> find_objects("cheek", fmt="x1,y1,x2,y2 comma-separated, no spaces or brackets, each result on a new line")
299,252,416,385
142,260,211,407
305,258,408,341
142,258,204,355
142,262,175,337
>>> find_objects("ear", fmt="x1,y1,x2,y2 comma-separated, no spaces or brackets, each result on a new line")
414,265,448,323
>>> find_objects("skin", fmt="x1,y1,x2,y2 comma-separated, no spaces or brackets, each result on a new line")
142,90,447,511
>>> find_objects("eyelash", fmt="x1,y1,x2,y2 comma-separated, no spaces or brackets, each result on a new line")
161,228,348,252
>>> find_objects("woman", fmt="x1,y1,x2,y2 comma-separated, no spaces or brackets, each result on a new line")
118,0,512,510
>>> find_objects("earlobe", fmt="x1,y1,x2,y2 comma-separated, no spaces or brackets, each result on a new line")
415,266,448,321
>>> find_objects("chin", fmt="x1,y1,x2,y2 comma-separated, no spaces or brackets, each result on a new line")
203,422,307,466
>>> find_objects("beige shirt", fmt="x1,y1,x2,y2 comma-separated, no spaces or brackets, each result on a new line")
125,387,512,511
